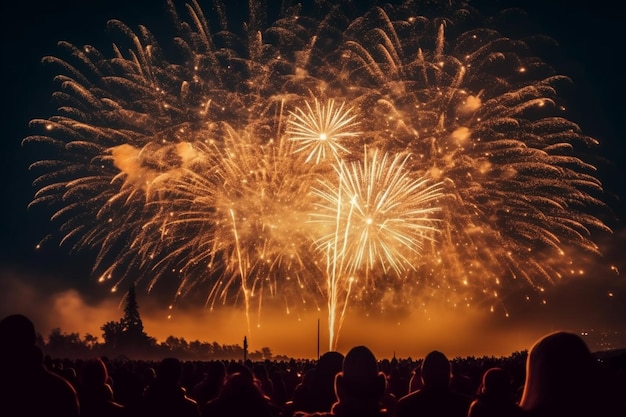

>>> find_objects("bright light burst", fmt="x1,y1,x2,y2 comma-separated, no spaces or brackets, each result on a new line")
23,0,610,349
312,148,443,277
286,99,360,164
311,148,443,348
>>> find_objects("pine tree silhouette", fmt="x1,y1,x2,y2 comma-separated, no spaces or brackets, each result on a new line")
121,284,144,339
118,284,152,352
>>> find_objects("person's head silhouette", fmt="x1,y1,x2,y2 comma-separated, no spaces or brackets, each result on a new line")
0,314,80,417
0,314,36,352
520,331,596,414
0,314,42,370
480,367,513,397
421,350,451,388
157,357,184,385
335,345,386,401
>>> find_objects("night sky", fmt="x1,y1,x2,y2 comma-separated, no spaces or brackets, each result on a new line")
1,0,625,359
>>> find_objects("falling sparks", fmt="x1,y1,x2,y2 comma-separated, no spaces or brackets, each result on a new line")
23,0,610,349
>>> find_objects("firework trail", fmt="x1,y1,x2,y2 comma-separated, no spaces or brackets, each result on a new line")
24,0,609,349
311,148,443,348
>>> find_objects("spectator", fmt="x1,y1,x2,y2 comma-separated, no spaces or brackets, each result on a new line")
202,367,279,417
253,362,276,401
142,357,200,417
519,331,621,417
295,345,389,417
467,367,522,417
78,357,126,417
289,351,344,415
190,360,226,406
395,350,471,417
0,313,80,417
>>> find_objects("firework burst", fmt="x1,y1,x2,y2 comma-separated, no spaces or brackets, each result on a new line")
311,148,443,348
286,99,360,164
24,0,610,348
312,148,443,277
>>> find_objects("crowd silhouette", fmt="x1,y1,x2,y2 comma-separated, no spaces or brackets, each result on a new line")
1,313,624,417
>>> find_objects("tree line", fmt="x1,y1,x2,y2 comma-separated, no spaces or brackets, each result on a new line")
37,285,279,361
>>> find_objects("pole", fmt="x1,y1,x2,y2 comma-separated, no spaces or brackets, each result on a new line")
317,318,320,359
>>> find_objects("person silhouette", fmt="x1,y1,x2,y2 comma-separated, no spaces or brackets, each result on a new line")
78,357,126,417
395,350,471,417
467,367,523,417
519,331,621,417
189,360,226,407
295,345,389,417
288,351,344,415
201,366,279,417
253,362,276,402
142,357,200,417
0,313,80,417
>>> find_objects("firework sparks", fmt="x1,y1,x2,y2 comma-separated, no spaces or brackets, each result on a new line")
286,99,360,164
312,148,443,349
23,0,610,349
312,148,443,277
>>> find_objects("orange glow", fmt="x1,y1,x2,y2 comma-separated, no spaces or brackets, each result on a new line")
0,274,547,358
3,264,625,358
17,0,619,356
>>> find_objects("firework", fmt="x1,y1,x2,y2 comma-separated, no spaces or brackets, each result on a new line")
24,0,609,349
311,148,443,348
286,99,360,164
312,148,443,277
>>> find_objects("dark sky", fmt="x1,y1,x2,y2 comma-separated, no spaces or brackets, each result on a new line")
1,0,624,357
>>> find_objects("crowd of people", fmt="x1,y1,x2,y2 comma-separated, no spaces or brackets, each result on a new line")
1,313,624,417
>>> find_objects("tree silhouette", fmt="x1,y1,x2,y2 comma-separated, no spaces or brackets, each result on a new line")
62,284,274,359
121,284,145,341
47,328,83,353
101,320,123,349
100,284,155,355
83,333,99,350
